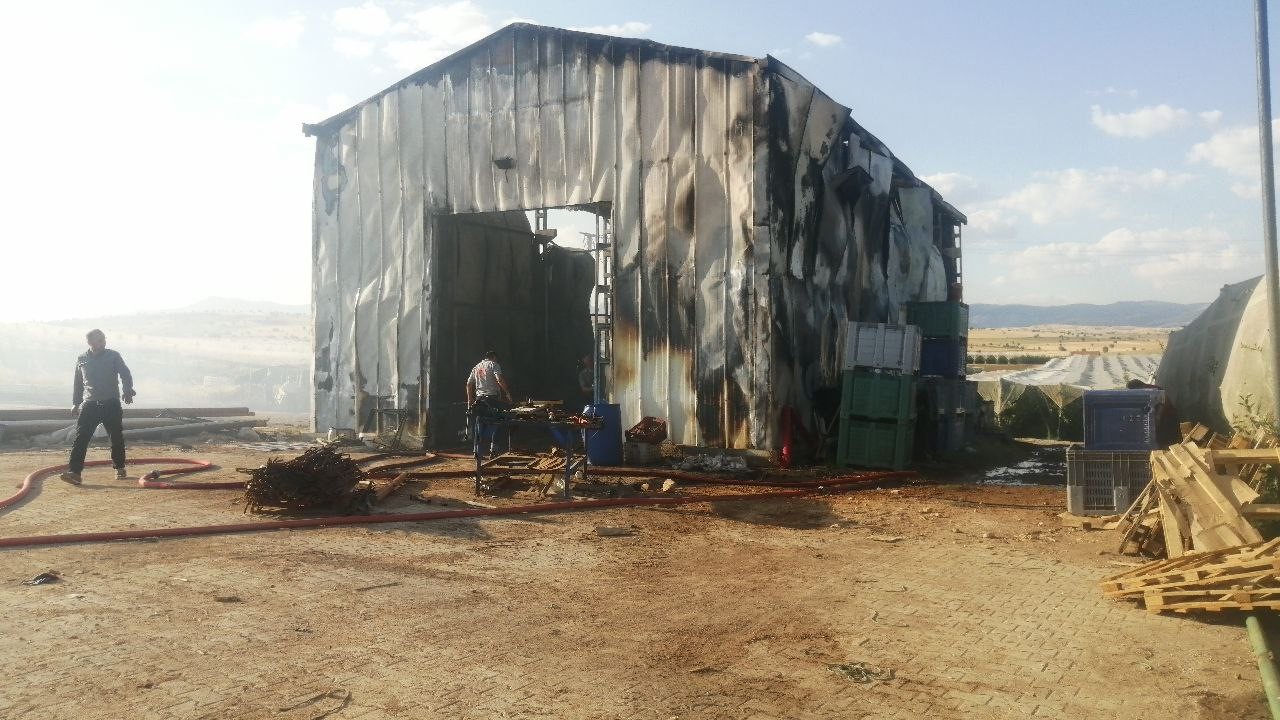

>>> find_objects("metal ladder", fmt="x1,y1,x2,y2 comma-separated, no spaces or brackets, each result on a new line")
588,213,613,405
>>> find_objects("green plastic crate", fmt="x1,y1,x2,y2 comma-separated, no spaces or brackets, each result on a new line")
905,302,969,339
837,417,914,470
840,369,916,421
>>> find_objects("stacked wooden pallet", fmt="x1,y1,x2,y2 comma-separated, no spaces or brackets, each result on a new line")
1116,442,1265,557
1100,538,1280,613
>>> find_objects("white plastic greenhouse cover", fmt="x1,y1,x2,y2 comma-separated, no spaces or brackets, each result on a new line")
1157,276,1277,433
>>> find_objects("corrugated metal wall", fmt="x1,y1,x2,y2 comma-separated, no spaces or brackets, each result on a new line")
311,25,768,446
309,24,956,450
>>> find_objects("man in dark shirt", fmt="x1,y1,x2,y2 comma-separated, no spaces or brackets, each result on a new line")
60,329,136,485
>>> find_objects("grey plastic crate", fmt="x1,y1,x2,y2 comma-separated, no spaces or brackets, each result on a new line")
1065,446,1152,515
842,322,921,373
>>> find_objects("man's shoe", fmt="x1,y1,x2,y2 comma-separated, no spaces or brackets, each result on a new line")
115,468,128,480
59,471,82,486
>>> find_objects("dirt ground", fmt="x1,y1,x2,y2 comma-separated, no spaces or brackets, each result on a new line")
968,326,1170,358
0,439,1270,719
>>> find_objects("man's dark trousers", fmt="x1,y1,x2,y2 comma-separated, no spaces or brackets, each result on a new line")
69,399,125,473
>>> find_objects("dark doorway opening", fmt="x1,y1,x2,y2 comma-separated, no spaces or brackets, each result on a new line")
428,206,606,447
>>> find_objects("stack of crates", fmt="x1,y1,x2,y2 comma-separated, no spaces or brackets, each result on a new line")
1067,389,1166,514
907,301,973,456
836,323,920,470
918,377,978,456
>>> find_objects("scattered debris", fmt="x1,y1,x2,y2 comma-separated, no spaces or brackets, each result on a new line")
828,661,895,683
868,535,904,543
354,582,402,592
675,453,749,474
275,688,351,719
1059,512,1120,531
20,571,60,586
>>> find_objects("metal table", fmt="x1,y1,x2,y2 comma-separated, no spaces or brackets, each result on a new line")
471,415,597,499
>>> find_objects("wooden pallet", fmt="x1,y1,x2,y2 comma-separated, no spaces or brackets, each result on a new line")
1101,538,1280,613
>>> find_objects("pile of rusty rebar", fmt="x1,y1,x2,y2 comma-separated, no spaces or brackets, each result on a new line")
241,444,370,514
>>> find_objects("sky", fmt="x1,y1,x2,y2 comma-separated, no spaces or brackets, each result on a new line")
1,0,1277,321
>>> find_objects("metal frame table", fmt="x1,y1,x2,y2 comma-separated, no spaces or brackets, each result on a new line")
471,415,597,499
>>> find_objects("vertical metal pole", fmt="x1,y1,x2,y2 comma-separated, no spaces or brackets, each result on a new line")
1256,0,1280,424
593,213,604,406
1247,614,1280,719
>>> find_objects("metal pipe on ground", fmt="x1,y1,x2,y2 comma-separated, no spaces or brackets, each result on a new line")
2,417,207,437
121,419,265,440
0,407,254,422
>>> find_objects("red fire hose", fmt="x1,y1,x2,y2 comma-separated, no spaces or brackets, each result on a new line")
1,456,913,549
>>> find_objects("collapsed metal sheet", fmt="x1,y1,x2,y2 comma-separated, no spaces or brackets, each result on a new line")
307,24,964,449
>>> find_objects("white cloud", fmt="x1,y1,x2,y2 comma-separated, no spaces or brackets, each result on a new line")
805,32,842,47
334,37,375,57
244,14,306,49
1090,104,1221,139
1188,120,1280,177
966,209,1019,241
1232,182,1261,199
569,21,651,36
994,167,1194,224
405,1,491,39
921,172,988,207
973,226,1259,302
333,2,391,36
383,1,493,69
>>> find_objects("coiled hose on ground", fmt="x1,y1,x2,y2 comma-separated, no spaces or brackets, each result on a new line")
0,454,913,549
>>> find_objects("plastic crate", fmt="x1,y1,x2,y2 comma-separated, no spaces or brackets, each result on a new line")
837,417,913,470
843,322,921,373
905,301,969,339
920,337,967,378
919,377,976,416
919,412,967,456
1082,390,1164,452
623,441,661,465
840,369,916,421
1066,446,1152,514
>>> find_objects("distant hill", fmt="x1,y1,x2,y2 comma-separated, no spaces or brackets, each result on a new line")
970,301,1208,328
177,296,307,314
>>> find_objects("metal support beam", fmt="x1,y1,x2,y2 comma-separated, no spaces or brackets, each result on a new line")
1254,0,1280,426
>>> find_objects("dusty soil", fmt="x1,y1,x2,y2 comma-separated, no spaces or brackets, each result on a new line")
0,440,1269,719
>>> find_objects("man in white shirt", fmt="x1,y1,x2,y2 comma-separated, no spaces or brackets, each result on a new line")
465,350,513,457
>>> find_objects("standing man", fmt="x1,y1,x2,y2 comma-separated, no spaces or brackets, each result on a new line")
465,350,513,457
60,329,135,485
465,350,513,410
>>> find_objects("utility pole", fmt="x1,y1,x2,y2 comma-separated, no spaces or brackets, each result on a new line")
1255,0,1280,425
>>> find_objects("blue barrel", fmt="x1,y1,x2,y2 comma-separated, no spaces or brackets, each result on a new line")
583,403,623,466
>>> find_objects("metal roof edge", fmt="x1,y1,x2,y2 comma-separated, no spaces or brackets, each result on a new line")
303,23,763,137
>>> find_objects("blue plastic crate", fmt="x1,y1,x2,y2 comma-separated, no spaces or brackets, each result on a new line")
920,337,967,378
1082,390,1164,452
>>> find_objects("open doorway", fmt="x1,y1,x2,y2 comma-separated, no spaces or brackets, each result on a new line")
427,204,609,447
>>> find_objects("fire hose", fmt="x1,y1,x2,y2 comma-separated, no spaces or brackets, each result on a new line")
1,456,914,549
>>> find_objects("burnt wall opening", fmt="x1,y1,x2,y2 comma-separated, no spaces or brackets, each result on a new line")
427,209,596,447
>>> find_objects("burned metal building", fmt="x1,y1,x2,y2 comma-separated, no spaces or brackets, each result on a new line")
304,23,965,450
